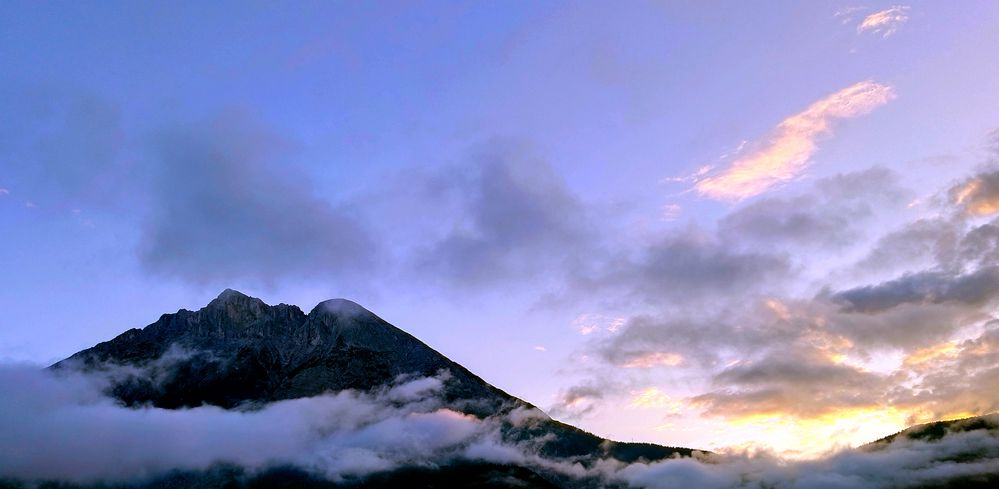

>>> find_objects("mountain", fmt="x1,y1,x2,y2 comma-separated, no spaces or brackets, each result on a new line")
862,414,999,489
47,289,694,488
867,413,999,447
54,290,512,416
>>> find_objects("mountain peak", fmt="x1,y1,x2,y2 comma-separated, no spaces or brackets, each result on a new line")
203,289,269,324
311,298,375,318
212,288,250,302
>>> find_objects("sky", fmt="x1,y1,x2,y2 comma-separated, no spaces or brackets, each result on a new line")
1,0,999,457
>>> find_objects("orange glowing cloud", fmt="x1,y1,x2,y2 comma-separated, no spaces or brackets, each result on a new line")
695,81,895,200
952,173,999,216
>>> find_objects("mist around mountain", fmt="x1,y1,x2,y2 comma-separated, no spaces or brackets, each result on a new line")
0,290,997,489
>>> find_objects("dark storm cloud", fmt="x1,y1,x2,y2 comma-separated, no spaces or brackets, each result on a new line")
719,167,908,248
830,266,999,313
138,115,377,285
414,143,592,288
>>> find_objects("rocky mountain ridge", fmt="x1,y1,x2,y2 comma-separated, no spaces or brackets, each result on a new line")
52,290,693,482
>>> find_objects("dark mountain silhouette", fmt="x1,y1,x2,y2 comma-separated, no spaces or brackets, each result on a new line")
46,289,694,488
54,290,512,416
866,413,999,448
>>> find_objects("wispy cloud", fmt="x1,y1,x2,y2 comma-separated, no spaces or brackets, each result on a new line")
660,203,682,222
694,81,895,200
858,6,911,38
834,6,869,25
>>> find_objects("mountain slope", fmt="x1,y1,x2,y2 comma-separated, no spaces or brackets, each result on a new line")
54,289,512,416
867,413,999,448
51,290,694,485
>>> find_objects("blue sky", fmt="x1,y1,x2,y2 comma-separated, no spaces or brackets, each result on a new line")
3,1,999,455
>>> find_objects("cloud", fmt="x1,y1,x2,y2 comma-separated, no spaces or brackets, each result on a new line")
831,266,999,314
890,324,999,418
718,167,909,248
574,158,999,436
853,217,962,275
573,228,791,306
0,366,541,485
138,114,377,285
857,6,911,38
692,347,890,418
548,384,605,420
694,81,895,200
951,168,999,217
414,142,592,288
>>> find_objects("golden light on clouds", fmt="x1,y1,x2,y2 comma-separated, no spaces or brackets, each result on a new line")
952,174,999,216
621,352,684,368
695,81,895,200
903,341,959,367
716,407,913,457
764,298,791,321
628,387,683,413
